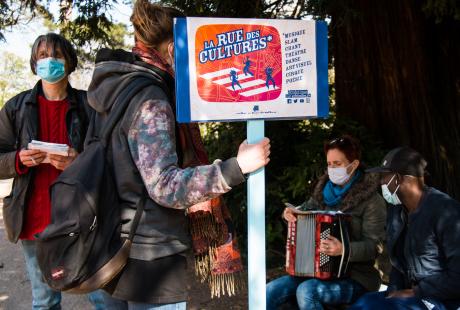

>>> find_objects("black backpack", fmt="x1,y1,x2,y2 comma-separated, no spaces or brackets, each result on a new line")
36,77,157,293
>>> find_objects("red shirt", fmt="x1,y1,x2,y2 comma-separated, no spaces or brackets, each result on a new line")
18,95,70,240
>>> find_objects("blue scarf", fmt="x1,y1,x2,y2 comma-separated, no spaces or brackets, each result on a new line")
322,170,362,207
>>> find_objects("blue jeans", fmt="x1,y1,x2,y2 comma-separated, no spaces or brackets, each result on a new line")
266,275,366,310
97,292,186,310
21,240,106,309
88,290,110,309
349,291,447,310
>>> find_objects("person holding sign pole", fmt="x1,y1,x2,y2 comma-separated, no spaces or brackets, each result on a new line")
266,135,387,310
86,1,271,308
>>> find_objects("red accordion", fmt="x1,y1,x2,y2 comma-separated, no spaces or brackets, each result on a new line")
286,209,351,279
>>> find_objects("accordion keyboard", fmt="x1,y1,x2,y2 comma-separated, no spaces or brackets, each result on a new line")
319,225,332,272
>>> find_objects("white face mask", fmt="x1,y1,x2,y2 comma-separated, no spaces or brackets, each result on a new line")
381,174,402,205
328,162,354,185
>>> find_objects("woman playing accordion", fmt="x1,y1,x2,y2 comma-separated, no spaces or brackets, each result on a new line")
266,135,387,310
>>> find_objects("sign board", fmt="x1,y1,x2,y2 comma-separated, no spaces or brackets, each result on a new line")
174,17,328,122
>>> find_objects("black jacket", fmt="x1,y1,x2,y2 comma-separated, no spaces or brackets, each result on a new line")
0,80,91,243
387,187,460,309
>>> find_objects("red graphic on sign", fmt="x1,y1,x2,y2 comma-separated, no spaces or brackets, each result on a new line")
195,24,282,102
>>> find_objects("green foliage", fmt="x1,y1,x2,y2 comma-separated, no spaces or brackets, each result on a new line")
423,0,460,21
0,51,37,108
160,0,267,17
62,21,130,63
160,0,329,18
0,1,40,41
56,1,131,61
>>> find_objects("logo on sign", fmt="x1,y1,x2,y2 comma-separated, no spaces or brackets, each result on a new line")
285,89,311,103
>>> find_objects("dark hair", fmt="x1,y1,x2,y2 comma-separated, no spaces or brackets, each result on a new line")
131,0,185,49
324,134,362,162
30,33,78,75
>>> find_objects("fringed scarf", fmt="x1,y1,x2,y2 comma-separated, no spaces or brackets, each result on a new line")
132,42,244,298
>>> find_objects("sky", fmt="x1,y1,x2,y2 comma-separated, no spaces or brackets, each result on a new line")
0,2,132,60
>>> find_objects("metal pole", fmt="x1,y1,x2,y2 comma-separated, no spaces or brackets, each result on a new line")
247,119,266,310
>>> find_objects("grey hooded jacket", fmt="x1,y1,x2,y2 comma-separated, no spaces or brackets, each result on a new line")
86,49,245,262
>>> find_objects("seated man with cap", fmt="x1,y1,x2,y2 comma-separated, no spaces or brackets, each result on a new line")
349,147,460,310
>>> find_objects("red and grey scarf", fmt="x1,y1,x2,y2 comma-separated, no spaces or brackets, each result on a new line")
132,42,244,298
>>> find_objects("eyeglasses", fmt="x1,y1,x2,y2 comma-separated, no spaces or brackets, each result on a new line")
327,137,350,147
329,138,344,144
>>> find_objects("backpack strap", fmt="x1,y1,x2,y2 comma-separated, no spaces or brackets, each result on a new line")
96,70,178,244
128,196,147,242
97,75,173,243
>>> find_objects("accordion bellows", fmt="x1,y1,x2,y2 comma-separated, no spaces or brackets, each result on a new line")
286,210,351,279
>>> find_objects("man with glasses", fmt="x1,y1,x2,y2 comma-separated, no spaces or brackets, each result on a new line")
350,147,460,310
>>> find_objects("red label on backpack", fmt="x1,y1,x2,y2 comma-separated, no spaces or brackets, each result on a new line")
51,267,65,280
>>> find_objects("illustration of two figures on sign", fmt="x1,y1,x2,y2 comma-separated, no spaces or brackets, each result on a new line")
229,57,276,91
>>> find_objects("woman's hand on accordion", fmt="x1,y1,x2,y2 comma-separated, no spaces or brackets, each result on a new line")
283,207,297,222
320,236,343,256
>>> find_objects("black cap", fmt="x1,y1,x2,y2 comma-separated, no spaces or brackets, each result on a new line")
366,147,427,177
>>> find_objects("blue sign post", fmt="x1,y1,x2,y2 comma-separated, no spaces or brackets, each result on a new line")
247,120,266,309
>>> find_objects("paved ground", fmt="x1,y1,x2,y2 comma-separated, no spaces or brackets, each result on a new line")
0,179,247,309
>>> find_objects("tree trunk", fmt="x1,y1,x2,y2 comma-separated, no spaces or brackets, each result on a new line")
331,0,460,199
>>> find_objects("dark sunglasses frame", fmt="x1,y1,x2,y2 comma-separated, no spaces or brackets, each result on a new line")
327,137,351,147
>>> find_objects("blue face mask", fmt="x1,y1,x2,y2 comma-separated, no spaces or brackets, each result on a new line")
36,58,66,84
